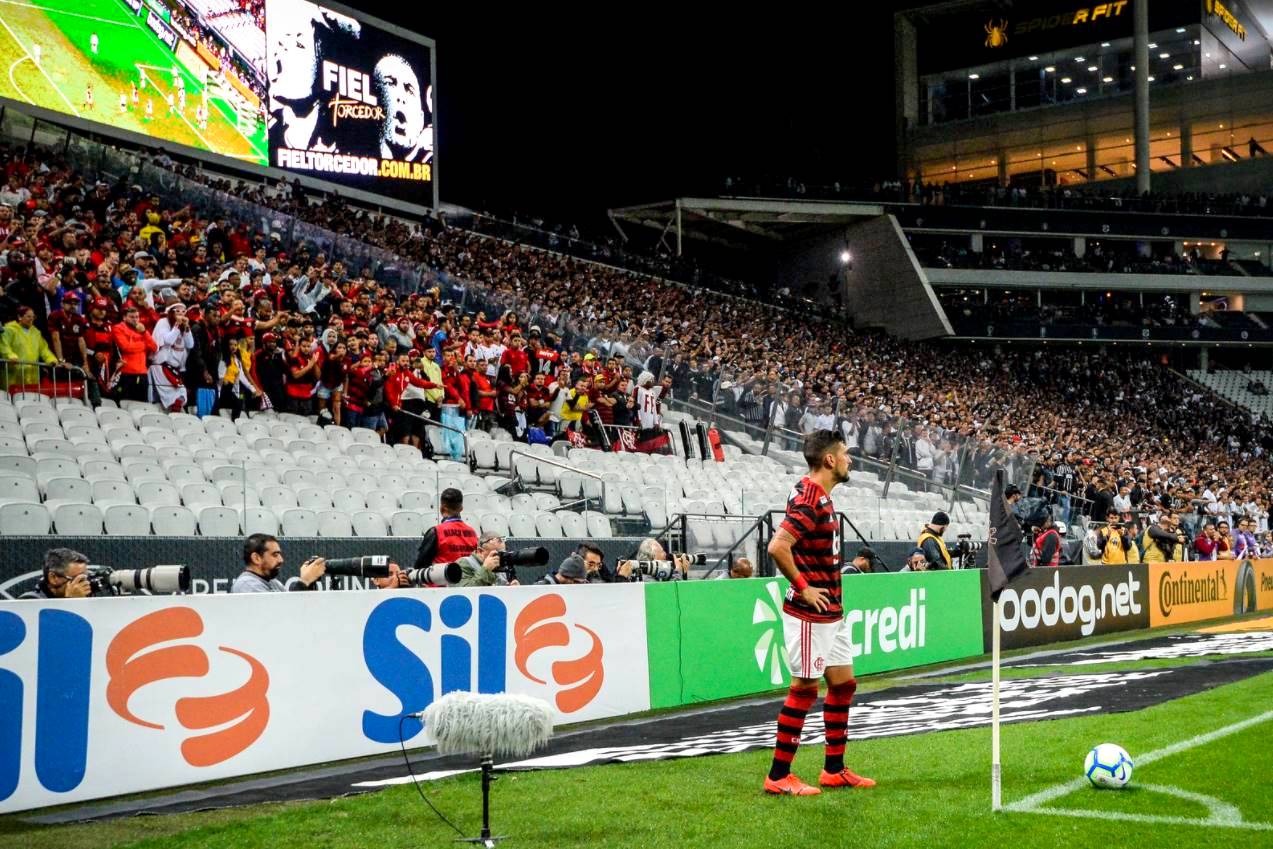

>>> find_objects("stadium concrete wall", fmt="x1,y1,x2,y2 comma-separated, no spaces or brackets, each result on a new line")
840,214,952,340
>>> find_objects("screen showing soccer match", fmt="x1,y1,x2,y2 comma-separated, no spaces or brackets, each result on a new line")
0,0,434,204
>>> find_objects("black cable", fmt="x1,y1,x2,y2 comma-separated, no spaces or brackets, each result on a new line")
398,714,467,838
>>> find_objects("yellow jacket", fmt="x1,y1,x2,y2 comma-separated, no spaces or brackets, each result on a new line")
1140,527,1181,562
420,356,444,404
1101,528,1140,564
0,320,57,388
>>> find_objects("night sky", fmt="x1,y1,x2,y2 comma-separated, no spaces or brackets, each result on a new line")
354,5,899,221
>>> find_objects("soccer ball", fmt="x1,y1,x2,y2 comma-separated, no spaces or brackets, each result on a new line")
1084,743,1133,789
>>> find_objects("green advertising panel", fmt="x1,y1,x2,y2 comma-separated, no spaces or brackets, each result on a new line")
646,571,985,709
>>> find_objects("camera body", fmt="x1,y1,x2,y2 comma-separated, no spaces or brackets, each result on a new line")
494,546,549,583
954,534,982,569
86,564,191,596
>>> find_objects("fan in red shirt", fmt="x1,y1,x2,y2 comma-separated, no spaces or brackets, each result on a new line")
499,334,530,378
48,291,89,368
763,430,874,797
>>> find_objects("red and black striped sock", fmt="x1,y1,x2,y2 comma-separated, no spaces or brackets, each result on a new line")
768,683,820,781
822,678,857,774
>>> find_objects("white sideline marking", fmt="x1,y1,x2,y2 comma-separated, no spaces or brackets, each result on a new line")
1005,708,1273,829
0,0,134,27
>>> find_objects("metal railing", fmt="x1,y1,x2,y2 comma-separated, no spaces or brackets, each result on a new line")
507,448,608,512
1,360,90,406
395,408,470,464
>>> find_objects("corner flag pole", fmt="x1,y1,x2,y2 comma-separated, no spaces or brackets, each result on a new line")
991,599,1002,811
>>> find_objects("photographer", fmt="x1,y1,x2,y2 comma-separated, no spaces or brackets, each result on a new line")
19,548,92,599
839,550,875,575
1029,515,1061,568
916,512,952,570
723,556,756,579
453,531,520,587
410,488,479,580
618,538,692,582
1141,512,1185,563
537,554,590,585
898,548,929,573
579,542,633,583
230,533,326,592
1098,511,1139,565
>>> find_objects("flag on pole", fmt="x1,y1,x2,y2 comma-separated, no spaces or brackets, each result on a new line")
986,468,1029,602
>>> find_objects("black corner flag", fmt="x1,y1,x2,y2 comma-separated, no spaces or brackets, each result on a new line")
987,468,1029,602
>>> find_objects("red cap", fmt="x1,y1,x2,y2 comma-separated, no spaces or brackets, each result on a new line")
61,291,80,301
262,332,278,344
92,297,110,309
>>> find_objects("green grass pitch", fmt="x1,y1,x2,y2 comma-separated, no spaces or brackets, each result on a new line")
2,636,1270,849
0,0,265,165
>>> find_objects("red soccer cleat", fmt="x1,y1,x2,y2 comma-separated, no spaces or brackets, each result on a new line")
819,768,876,788
764,774,822,796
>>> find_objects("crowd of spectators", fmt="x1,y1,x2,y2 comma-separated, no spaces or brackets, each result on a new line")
169,2,267,96
913,242,1217,276
2,137,1273,548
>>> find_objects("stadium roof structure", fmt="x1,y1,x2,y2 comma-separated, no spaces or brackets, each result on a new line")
607,197,885,251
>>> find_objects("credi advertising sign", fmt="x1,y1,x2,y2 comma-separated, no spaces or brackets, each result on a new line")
981,565,1149,650
646,572,983,708
0,585,648,813
1148,561,1257,627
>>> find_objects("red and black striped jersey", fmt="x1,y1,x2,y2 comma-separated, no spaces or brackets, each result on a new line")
780,476,841,623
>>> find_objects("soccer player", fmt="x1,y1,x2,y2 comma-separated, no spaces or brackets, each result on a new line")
119,90,127,113
131,81,138,109
82,84,93,111
166,91,175,115
145,97,153,120
90,32,99,54
178,87,186,112
32,43,40,66
763,430,875,795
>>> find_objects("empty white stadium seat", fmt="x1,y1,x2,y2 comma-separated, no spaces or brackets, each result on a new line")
198,506,241,536
240,507,279,536
317,509,354,537
54,503,104,535
103,504,151,535
390,511,425,537
150,505,197,537
508,512,537,537
0,502,50,534
585,511,612,538
280,508,320,537
351,511,388,536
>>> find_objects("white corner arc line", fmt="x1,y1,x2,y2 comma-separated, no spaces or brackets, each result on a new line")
7,56,30,103
1005,708,1273,814
1013,806,1273,831
0,12,79,117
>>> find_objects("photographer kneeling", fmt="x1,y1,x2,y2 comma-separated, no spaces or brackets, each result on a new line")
230,533,327,592
21,548,93,599
916,512,952,571
453,532,522,587
616,538,692,582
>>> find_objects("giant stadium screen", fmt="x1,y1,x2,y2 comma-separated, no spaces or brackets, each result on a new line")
0,0,434,205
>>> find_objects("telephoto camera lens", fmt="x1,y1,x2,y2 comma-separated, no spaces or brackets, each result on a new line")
325,556,393,578
105,565,191,594
406,562,463,586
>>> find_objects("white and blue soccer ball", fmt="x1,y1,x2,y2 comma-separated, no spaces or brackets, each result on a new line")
1084,743,1133,789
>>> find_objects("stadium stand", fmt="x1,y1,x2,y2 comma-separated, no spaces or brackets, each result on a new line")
0,127,1269,563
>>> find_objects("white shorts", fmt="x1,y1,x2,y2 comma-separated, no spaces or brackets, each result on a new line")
783,613,854,679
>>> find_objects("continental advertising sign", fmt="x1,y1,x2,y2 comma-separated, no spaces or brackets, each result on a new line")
1148,561,1257,626
980,565,1150,651
645,571,985,708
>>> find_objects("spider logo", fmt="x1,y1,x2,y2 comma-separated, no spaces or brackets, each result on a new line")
985,18,1009,48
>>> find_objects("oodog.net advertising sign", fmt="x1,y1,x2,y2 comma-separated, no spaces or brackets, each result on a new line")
0,585,647,813
980,565,1150,650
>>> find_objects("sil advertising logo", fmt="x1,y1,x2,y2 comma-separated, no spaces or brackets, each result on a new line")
362,592,607,745
0,606,270,803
